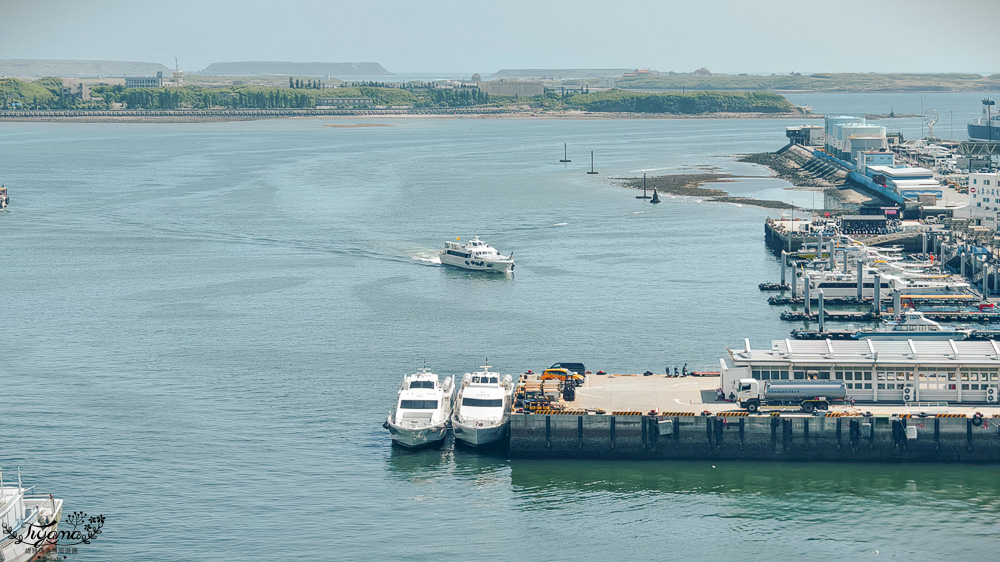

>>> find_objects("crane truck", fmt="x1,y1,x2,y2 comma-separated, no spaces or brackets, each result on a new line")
735,379,849,413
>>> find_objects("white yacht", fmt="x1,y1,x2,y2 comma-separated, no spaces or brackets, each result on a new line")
853,310,972,341
439,237,514,273
384,368,454,448
797,268,970,300
0,469,64,562
452,364,514,447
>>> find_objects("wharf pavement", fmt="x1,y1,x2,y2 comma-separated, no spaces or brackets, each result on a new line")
557,373,1000,416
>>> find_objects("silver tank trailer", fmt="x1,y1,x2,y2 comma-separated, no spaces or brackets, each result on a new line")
764,381,847,401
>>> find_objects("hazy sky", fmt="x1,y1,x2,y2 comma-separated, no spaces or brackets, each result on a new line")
2,0,995,75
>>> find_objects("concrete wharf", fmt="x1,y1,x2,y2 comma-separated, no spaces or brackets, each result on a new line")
509,374,1000,461
764,218,921,256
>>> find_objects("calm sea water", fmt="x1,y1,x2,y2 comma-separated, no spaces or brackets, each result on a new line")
2,95,1000,560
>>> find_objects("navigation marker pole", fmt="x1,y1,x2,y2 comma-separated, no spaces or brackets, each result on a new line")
637,173,651,199
587,151,598,175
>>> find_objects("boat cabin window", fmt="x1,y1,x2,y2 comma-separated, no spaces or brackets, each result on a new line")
462,398,502,407
409,381,435,389
400,399,438,409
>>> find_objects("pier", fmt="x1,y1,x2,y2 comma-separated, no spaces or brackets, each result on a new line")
509,374,1000,461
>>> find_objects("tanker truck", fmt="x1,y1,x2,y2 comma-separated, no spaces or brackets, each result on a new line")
735,379,849,413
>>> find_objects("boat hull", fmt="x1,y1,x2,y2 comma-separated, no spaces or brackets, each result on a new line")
387,419,449,448
968,123,999,142
439,254,513,273
452,420,509,447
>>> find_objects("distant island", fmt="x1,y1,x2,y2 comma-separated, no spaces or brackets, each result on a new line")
489,69,633,80
0,59,172,77
615,71,1000,93
0,75,802,118
201,61,391,76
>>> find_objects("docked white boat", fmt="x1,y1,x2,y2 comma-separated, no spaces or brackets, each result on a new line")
853,310,972,341
452,364,514,447
0,469,63,562
384,368,454,448
797,268,971,300
439,237,514,273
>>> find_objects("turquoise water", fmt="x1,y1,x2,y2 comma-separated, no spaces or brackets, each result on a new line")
2,102,999,560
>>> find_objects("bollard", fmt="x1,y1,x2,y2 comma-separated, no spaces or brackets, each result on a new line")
857,259,864,300
818,290,825,333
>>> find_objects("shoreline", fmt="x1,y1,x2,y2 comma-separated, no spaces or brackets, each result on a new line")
617,172,798,210
0,109,813,124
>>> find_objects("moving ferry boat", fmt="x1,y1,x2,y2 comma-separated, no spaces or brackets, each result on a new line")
853,311,972,341
452,364,514,447
439,237,514,273
0,469,63,562
722,338,1000,404
384,368,454,448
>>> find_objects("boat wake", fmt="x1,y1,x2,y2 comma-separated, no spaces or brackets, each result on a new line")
410,250,442,265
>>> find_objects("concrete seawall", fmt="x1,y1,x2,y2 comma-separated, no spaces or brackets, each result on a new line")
510,412,1000,462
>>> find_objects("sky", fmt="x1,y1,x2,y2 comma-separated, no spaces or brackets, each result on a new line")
1,0,996,75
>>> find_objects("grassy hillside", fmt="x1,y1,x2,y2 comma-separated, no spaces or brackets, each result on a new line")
556,90,797,114
0,77,58,107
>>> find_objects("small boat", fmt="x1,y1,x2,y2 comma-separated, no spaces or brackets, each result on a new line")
0,185,8,209
452,364,514,448
439,236,514,273
384,368,454,448
853,310,972,341
0,468,64,562
650,189,661,204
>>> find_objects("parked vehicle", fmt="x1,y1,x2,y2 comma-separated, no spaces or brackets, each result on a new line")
735,379,848,413
548,362,586,376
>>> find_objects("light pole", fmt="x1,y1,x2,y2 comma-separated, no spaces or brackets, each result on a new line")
987,99,996,172
986,98,995,142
